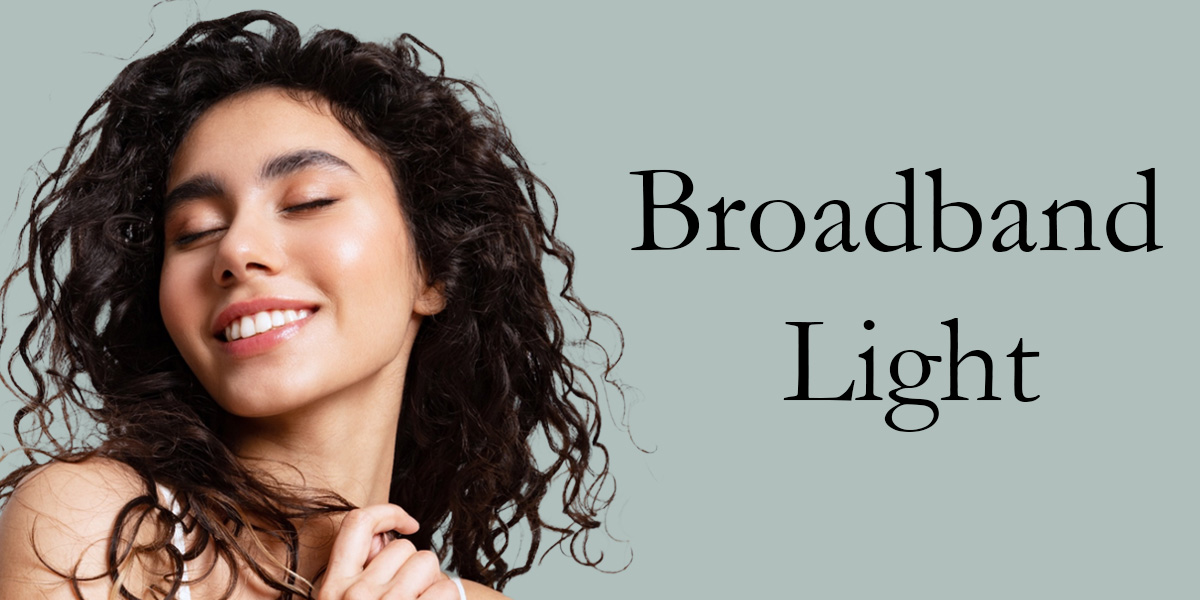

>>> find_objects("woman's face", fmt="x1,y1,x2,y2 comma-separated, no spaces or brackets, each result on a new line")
159,87,442,419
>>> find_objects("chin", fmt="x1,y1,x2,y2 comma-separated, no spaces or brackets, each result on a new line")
212,390,309,420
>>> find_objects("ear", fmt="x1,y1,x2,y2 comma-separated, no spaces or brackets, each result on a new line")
414,280,446,316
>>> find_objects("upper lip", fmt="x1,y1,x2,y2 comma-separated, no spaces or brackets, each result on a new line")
211,297,320,337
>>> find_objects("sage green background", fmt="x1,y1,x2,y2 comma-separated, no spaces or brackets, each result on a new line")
2,1,1196,598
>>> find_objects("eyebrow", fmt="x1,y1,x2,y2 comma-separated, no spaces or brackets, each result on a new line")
260,149,357,180
163,149,359,214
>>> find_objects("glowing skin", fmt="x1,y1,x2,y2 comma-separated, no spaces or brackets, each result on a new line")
159,87,444,423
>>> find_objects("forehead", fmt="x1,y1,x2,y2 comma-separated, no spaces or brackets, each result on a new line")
166,87,389,190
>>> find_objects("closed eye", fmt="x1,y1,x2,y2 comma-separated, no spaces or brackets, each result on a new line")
284,198,339,213
173,228,225,247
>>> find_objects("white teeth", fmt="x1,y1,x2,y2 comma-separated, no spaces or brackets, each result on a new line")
240,315,256,338
224,308,312,341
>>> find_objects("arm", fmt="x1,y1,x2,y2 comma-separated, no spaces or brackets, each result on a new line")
0,458,156,600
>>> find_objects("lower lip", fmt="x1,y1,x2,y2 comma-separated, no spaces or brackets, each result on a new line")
220,313,315,358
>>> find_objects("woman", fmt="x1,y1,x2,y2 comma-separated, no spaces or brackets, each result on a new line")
0,10,620,600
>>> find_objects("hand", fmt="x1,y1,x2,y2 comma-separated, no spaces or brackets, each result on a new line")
316,504,464,600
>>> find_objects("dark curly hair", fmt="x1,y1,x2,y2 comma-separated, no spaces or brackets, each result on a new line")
0,9,621,598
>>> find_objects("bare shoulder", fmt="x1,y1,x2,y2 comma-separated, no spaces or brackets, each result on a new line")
0,457,152,599
462,579,514,599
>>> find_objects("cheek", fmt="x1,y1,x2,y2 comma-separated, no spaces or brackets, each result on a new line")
329,230,370,268
314,214,417,310
158,258,203,348
158,273,182,336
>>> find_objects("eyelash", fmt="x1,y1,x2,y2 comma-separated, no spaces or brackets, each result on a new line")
283,198,338,213
171,198,339,247
173,229,218,247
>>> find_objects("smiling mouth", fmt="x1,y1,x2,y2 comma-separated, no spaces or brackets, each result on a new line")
219,309,314,342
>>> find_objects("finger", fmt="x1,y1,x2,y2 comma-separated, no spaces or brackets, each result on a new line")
325,505,420,584
361,538,418,586
367,531,392,562
380,550,443,599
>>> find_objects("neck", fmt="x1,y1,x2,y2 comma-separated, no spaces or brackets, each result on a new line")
220,374,406,585
223,382,402,507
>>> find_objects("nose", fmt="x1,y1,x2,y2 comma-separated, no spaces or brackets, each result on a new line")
211,212,285,286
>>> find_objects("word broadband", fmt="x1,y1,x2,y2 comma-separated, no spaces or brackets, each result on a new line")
633,168,1159,253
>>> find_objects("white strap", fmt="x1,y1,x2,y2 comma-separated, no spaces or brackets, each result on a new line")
450,576,467,600
159,486,192,600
